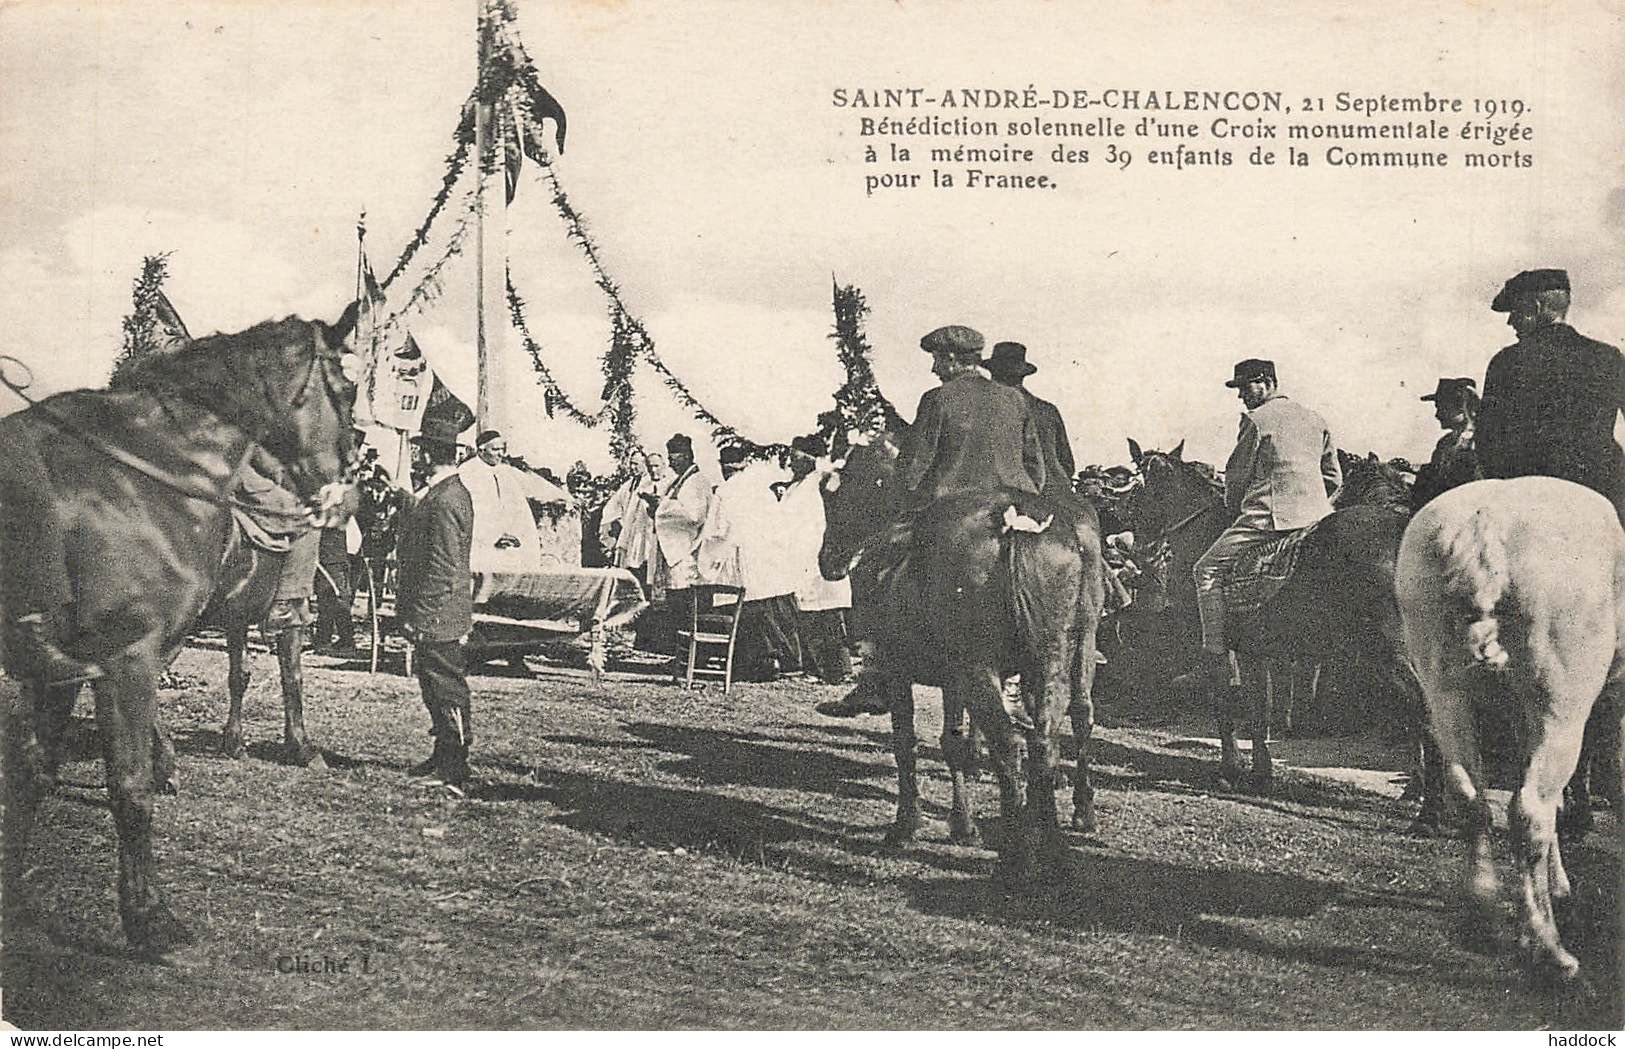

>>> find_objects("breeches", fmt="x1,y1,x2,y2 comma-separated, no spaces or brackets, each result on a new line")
1192,523,1289,652
415,639,472,748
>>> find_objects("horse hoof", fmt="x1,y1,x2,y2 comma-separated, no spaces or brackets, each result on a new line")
1248,772,1274,795
221,739,247,761
1070,810,1097,835
1526,945,1583,986
882,823,917,848
1407,816,1443,839
1215,765,1244,790
124,903,194,958
160,775,180,796
948,820,982,847
292,748,327,772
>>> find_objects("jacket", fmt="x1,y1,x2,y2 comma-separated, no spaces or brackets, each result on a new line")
898,372,1044,500
1023,389,1076,496
1476,322,1625,502
395,472,474,641
1224,393,1341,531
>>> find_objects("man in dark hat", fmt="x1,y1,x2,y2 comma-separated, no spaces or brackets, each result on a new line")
1174,358,1341,697
1477,268,1625,521
647,433,714,647
984,341,1075,497
1411,377,1482,511
396,416,476,792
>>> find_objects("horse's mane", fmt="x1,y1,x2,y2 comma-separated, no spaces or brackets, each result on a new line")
111,316,325,395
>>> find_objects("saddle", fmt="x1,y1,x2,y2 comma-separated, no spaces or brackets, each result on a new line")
1219,521,1321,618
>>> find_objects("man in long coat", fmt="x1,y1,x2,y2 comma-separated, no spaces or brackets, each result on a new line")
983,341,1074,496
1176,358,1341,696
1476,268,1625,522
396,417,476,791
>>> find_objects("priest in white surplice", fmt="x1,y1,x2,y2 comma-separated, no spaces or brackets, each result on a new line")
699,444,802,681
778,434,851,684
598,453,665,582
649,434,714,642
455,429,570,575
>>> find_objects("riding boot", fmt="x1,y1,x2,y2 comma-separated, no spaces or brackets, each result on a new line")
6,611,102,687
815,642,891,717
407,737,450,779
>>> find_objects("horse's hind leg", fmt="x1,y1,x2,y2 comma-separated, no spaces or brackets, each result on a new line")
940,692,980,847
883,678,919,847
1247,657,1274,792
222,624,250,760
276,626,325,771
36,681,81,784
1069,612,1100,835
1212,653,1244,788
93,652,192,955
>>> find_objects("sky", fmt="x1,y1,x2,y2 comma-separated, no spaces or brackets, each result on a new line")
2,0,1622,478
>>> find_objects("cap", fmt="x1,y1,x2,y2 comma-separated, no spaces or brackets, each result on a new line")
919,325,984,356
1491,269,1569,311
1224,358,1277,388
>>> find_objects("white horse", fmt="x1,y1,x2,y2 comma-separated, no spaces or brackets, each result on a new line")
1395,476,1624,982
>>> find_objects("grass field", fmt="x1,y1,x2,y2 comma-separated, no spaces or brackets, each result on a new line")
2,637,1619,1030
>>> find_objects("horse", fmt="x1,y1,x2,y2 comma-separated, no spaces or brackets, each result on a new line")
1,315,357,956
818,429,1105,877
1395,476,1625,982
199,527,325,770
1126,440,1428,796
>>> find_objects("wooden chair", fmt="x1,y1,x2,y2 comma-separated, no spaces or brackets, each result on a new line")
675,584,746,693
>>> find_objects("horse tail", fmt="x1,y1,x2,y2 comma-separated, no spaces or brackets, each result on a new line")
1434,505,1510,670
1002,527,1078,668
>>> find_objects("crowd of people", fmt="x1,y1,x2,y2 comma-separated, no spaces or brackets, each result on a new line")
1,266,1617,797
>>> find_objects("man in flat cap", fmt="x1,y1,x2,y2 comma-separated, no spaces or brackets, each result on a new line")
396,416,477,792
897,325,1046,501
819,324,1046,717
1175,358,1341,697
984,341,1076,498
1476,268,1625,521
1410,377,1482,512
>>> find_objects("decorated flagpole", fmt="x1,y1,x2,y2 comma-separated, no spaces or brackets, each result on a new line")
473,0,507,438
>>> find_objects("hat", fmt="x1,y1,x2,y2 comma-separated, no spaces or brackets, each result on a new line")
919,325,984,356
983,341,1036,377
1224,358,1277,388
411,416,464,449
475,429,504,447
666,433,693,454
1491,269,1569,311
790,433,825,458
1419,377,1478,403
718,444,747,465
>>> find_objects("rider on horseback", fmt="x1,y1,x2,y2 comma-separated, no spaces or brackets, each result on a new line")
0,437,103,686
1411,377,1481,511
817,323,1046,717
1172,358,1341,697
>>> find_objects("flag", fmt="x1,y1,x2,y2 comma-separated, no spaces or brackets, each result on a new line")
152,289,191,351
503,107,524,204
421,370,475,435
370,334,434,432
349,246,388,426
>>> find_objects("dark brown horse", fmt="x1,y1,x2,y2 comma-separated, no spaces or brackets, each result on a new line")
1128,442,1429,800
818,429,1105,876
198,527,324,770
2,316,356,955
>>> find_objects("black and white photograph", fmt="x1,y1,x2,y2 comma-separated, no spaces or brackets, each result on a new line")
0,0,1621,1034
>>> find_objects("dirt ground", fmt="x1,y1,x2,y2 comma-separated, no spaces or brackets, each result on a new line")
1,636,1619,1030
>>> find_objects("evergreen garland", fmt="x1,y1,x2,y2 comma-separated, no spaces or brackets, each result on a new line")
828,280,901,441
109,253,174,386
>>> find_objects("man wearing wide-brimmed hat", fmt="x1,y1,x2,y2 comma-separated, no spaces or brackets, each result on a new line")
983,341,1075,497
1477,268,1625,521
396,415,476,792
1411,377,1482,511
1173,358,1341,698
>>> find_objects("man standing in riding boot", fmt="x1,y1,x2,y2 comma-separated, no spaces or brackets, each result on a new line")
817,323,1045,718
1411,377,1482,511
0,436,102,686
1174,359,1341,697
396,416,476,792
1476,268,1625,524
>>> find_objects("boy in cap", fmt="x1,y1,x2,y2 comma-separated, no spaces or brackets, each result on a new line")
1410,377,1482,511
1477,268,1625,522
396,416,476,791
